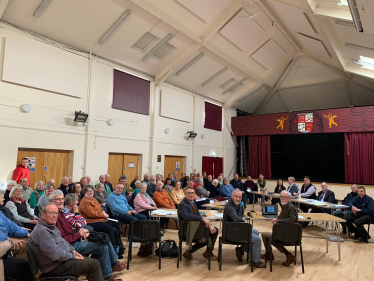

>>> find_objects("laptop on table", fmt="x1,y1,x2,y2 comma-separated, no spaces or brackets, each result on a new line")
262,204,278,218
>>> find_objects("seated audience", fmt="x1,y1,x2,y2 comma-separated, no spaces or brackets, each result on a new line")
78,186,121,250
30,180,45,209
223,189,265,268
72,182,84,204
179,173,186,183
6,185,38,230
118,175,133,199
12,158,30,184
261,191,298,266
220,177,234,198
50,191,124,280
286,177,299,197
58,177,71,197
182,176,189,188
142,173,150,186
134,183,157,219
257,174,267,203
80,177,88,188
195,178,210,198
68,176,74,189
28,203,104,281
0,190,23,227
105,174,113,193
163,178,173,195
271,179,286,205
204,175,213,189
130,175,140,189
167,173,175,186
334,184,358,234
94,183,109,209
313,182,336,213
206,179,220,199
217,176,223,186
19,178,33,202
294,176,316,213
37,183,55,212
244,176,256,204
133,180,141,197
0,211,32,281
230,174,247,204
153,180,175,209
147,175,157,198
178,187,218,260
345,186,374,243
47,178,55,185
4,180,16,205
170,181,185,207
63,193,91,230
108,184,147,247
99,175,112,195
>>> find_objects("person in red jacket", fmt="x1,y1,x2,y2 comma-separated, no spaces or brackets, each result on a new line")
12,158,30,184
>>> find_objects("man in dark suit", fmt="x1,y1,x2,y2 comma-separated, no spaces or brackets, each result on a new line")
223,189,266,268
261,190,298,266
230,174,247,204
177,187,218,260
311,183,336,214
286,177,299,198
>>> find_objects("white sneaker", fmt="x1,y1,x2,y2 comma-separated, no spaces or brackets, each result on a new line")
127,242,138,248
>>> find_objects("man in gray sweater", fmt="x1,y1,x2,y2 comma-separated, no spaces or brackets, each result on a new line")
28,203,103,281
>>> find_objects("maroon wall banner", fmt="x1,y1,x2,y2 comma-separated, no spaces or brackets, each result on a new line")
231,106,374,136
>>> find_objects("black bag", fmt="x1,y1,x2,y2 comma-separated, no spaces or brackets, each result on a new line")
155,240,178,259
113,227,125,256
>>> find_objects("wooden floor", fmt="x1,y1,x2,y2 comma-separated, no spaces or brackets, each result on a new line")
113,204,374,281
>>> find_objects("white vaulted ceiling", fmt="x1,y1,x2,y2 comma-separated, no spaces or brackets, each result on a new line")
1,0,374,114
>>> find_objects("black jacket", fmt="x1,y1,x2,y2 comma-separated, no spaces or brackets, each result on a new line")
287,183,299,197
206,183,220,197
278,202,298,224
230,179,244,191
177,198,202,222
317,190,336,203
342,192,358,205
223,199,244,223
0,205,23,226
58,184,71,196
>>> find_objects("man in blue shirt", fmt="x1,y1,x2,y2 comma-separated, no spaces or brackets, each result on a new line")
220,177,234,198
345,186,374,243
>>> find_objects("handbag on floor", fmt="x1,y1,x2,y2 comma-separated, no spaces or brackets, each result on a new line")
155,240,178,259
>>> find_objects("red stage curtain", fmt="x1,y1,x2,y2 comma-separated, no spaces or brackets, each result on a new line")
248,136,272,179
204,101,222,131
202,157,214,178
345,132,374,185
213,157,223,178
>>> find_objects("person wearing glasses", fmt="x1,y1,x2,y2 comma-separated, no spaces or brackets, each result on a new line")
177,187,218,261
261,191,298,266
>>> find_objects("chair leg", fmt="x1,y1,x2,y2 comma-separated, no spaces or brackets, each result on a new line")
250,245,253,273
270,244,272,272
159,241,162,270
300,245,305,274
219,242,222,271
246,245,249,264
179,241,182,261
208,244,211,271
294,245,297,265
127,240,132,270
124,225,128,238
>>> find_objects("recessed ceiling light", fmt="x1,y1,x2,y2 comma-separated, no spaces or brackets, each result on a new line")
132,32,158,52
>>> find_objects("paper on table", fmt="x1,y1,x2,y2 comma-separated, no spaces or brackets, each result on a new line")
107,218,119,222
214,214,223,218
165,211,178,215
151,210,167,215
196,198,207,202
298,215,304,219
246,189,252,192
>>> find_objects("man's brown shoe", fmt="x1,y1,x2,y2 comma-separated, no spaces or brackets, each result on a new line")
260,252,274,261
282,253,295,266
111,263,125,272
253,261,266,268
235,247,244,262
203,251,218,260
183,250,193,259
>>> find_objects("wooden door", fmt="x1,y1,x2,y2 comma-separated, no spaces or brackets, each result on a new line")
17,149,70,189
164,156,184,180
44,151,70,185
108,153,125,185
123,154,139,183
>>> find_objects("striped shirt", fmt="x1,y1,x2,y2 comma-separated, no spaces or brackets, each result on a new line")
61,207,87,228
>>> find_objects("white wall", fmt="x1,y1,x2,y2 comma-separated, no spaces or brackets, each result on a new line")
0,26,237,186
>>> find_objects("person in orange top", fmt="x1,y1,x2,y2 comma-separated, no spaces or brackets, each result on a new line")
79,185,121,252
153,180,175,209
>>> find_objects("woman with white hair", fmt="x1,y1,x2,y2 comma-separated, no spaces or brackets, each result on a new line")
5,185,38,230
4,180,17,204
29,181,45,208
37,183,55,212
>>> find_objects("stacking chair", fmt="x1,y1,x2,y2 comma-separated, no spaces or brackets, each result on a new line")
218,222,254,272
107,206,128,237
127,220,161,270
177,220,212,270
26,244,78,281
265,223,305,273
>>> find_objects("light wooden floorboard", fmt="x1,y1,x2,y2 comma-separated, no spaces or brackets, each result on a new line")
112,204,374,281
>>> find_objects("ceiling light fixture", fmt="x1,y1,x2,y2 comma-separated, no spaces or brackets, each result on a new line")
142,33,173,62
20,104,32,113
345,43,374,53
175,53,204,76
222,78,246,95
99,10,131,44
200,67,228,87
107,119,115,126
33,0,53,18
335,19,355,27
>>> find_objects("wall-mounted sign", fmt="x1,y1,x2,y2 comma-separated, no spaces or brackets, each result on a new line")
44,166,48,171
26,157,36,172
129,162,135,168
176,162,180,171
210,151,216,157
157,155,162,162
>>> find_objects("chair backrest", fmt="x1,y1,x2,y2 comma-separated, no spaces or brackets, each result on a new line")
222,222,252,244
26,244,40,276
272,223,302,246
130,220,160,242
179,220,210,241
106,205,114,218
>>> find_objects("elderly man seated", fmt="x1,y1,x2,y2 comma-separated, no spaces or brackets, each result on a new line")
223,189,266,268
261,191,298,266
153,180,175,209
177,187,218,260
28,203,103,281
49,190,124,281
